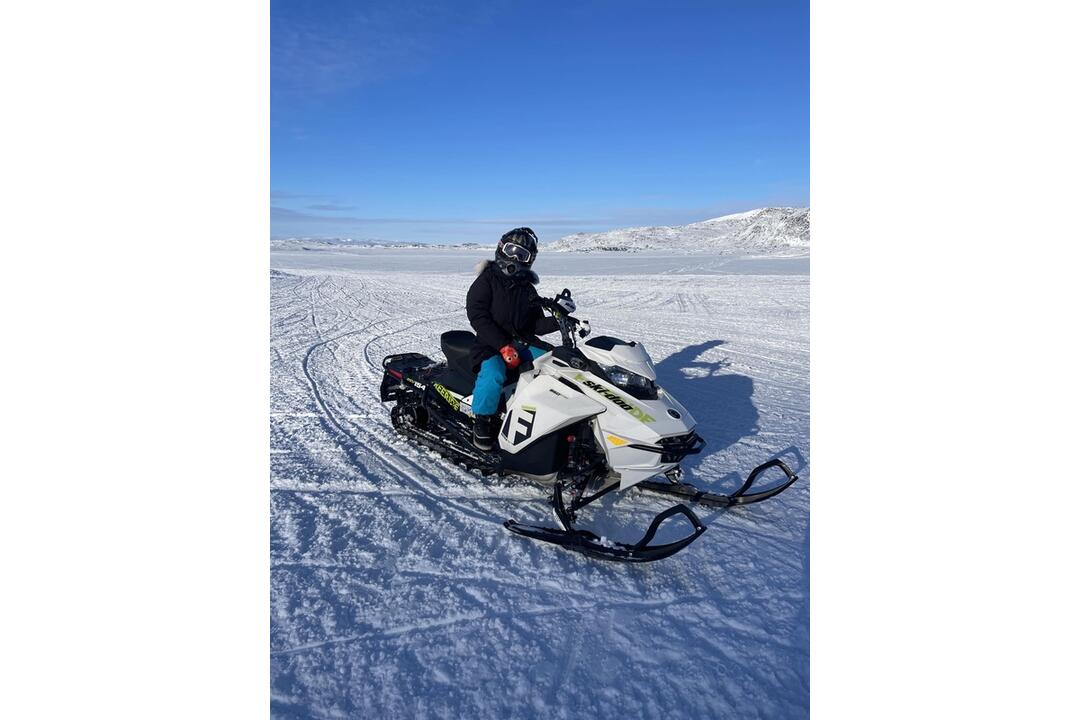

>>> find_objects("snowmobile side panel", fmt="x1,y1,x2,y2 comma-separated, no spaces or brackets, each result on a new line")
498,375,605,455
499,431,566,478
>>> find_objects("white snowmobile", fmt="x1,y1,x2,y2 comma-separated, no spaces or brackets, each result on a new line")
379,289,797,562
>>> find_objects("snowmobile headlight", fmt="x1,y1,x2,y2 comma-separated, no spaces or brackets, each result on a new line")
601,365,658,401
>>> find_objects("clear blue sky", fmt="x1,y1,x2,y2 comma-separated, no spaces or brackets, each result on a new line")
271,0,808,243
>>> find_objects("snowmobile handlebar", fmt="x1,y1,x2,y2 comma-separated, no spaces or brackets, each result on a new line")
554,310,582,348
542,289,587,348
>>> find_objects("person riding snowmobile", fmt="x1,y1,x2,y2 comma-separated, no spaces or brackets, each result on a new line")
466,227,575,450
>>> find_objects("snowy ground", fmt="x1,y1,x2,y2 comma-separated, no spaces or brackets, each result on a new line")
270,248,810,719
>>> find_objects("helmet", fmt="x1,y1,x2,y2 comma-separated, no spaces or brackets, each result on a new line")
495,227,539,277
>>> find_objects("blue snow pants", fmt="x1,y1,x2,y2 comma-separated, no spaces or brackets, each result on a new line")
471,345,547,416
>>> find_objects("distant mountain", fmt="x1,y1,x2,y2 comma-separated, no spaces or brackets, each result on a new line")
547,207,810,254
270,237,489,251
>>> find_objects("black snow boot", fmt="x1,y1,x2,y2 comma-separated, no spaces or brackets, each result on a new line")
473,414,496,451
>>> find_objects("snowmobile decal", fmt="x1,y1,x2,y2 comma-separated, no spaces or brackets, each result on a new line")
499,406,537,444
501,411,513,439
432,382,460,411
498,406,539,445
574,373,655,423
510,406,537,445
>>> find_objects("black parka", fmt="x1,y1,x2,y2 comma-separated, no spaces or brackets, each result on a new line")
466,260,559,371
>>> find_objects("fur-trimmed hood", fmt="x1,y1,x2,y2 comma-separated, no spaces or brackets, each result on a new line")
474,259,539,285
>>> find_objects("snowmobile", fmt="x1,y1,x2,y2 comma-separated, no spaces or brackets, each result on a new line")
378,289,798,563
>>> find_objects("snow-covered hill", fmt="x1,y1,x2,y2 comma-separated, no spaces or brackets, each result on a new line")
548,207,810,254
270,237,492,251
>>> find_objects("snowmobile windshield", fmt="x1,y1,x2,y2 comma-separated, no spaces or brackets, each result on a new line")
499,242,534,265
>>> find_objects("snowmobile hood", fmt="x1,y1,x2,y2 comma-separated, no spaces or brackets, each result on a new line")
563,370,696,438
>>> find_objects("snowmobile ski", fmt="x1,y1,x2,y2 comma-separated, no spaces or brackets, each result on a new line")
636,458,799,507
504,481,707,563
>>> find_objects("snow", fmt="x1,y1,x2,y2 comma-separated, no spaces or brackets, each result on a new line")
547,207,810,254
270,247,810,718
700,208,767,223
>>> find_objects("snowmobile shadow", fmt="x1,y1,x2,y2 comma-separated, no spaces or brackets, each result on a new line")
654,340,758,468
650,342,808,532
654,341,807,479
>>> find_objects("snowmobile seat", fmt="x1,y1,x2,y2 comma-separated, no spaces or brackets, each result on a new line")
439,330,526,402
441,330,476,379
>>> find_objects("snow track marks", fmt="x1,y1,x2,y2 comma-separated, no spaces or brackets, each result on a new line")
270,266,810,719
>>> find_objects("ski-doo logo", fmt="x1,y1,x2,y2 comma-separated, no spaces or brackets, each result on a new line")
574,374,655,423
432,383,459,411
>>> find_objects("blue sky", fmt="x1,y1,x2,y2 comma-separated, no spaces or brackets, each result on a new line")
271,0,809,243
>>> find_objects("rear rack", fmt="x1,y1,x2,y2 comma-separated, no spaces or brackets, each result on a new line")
379,352,436,401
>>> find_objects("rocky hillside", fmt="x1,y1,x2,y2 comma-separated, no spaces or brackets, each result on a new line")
548,207,810,253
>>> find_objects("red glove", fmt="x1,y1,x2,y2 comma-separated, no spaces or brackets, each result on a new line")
499,344,521,369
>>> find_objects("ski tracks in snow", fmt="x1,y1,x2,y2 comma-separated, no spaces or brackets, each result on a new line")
270,264,810,719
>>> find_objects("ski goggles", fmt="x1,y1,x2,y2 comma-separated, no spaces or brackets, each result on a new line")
499,242,534,265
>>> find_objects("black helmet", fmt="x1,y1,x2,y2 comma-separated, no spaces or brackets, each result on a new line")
495,227,539,277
